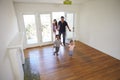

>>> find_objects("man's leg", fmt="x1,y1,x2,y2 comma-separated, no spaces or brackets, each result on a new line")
59,31,61,39
63,32,66,46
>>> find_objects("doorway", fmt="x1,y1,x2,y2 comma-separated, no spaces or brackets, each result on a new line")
23,13,52,48
23,12,74,48
52,12,74,43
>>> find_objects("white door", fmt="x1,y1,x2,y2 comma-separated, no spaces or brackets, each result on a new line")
52,12,65,41
39,14,52,44
52,12,75,43
23,14,38,47
22,12,74,48
23,13,52,48
66,13,74,40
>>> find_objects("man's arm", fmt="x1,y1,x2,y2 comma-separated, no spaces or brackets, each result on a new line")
66,21,71,31
67,25,71,31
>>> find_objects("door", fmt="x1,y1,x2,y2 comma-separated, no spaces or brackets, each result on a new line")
23,13,52,48
66,13,74,40
23,15,38,45
39,14,52,44
22,12,74,48
52,12,74,43
52,12,65,41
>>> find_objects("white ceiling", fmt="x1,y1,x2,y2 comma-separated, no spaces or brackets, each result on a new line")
13,0,89,4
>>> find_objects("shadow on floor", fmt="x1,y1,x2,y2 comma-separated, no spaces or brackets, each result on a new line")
23,58,40,80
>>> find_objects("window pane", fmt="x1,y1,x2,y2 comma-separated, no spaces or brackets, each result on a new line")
52,12,65,21
23,15,38,44
66,13,74,40
40,14,52,42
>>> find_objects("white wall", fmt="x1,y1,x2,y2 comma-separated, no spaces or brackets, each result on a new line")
0,0,18,80
79,0,120,60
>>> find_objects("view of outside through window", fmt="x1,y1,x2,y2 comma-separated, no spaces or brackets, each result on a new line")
40,14,52,42
52,12,65,22
66,13,74,40
52,12,65,41
52,12,74,42
23,12,74,46
23,15,38,44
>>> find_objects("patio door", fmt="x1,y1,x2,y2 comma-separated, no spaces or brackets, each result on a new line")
22,12,74,48
23,13,52,48
66,13,74,40
39,14,52,44
23,15,38,46
52,12,74,43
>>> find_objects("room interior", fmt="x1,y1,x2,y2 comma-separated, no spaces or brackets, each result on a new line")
0,0,120,80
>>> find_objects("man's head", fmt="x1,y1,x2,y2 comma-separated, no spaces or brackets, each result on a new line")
61,16,64,22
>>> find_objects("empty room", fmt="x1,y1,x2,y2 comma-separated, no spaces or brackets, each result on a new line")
0,0,120,80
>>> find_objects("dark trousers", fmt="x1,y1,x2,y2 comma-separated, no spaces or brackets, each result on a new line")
59,32,66,45
55,47,59,53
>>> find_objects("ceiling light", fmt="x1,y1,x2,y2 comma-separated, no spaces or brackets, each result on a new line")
63,0,72,5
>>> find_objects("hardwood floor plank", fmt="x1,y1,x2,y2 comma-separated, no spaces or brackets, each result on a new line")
24,41,120,80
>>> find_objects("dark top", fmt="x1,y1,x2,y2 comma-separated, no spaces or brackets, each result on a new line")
58,21,68,33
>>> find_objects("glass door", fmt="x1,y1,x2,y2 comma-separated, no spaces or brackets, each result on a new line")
23,15,38,45
52,12,65,22
23,13,52,48
39,14,52,43
66,13,74,40
52,12,74,43
22,12,74,48
52,12,65,41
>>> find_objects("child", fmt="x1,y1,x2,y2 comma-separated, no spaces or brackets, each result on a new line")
53,35,62,56
68,40,75,57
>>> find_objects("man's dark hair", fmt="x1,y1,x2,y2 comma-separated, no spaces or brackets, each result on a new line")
61,16,64,18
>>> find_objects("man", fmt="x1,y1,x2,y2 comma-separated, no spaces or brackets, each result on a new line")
58,16,71,46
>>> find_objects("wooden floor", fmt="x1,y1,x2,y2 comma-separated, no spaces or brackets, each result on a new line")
24,41,120,80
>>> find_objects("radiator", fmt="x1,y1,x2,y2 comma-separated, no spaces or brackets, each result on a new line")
9,48,24,80
8,32,24,80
